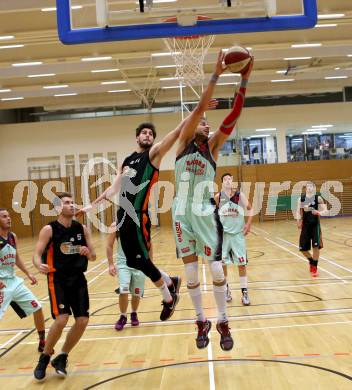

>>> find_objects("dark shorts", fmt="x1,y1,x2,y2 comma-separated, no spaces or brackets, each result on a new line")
47,273,89,319
299,223,323,251
119,212,151,267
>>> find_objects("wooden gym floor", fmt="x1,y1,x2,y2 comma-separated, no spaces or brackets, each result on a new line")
0,218,352,389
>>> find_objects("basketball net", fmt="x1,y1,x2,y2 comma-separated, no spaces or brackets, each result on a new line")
163,34,215,87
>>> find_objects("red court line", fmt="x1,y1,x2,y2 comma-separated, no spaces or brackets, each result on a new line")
188,357,204,361
334,352,350,356
0,368,6,371
103,362,119,365
217,356,232,359
18,366,33,370
304,353,321,356
273,354,290,357
75,363,90,367
132,360,146,363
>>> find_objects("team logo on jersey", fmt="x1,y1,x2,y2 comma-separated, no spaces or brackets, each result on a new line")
59,304,65,309
77,234,82,241
134,288,140,295
122,166,137,178
204,246,211,257
181,247,190,254
70,237,74,242
0,292,4,305
175,222,183,243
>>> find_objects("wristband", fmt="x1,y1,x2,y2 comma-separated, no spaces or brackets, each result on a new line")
210,74,219,83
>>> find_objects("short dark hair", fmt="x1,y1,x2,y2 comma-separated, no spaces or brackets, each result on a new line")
221,173,233,182
135,123,156,138
56,192,72,199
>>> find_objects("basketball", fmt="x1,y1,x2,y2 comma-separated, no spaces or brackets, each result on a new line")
224,46,252,73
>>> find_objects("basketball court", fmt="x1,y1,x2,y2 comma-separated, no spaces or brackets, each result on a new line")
1,1,352,389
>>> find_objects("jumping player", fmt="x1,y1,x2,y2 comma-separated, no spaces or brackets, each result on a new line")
76,52,228,322
0,208,45,352
33,192,96,380
172,54,253,351
296,182,327,277
214,174,253,306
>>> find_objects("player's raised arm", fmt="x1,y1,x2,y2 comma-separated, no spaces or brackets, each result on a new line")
209,57,253,161
176,50,226,156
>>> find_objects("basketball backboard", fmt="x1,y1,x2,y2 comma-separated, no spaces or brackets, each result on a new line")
57,0,317,45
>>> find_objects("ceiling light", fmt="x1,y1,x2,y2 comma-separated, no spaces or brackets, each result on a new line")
155,65,177,68
348,55,352,57
41,6,82,11
256,128,277,132
159,77,180,81
218,82,239,86
0,89,11,93
271,79,295,83
43,85,68,89
325,76,348,79
291,43,322,48
311,124,333,128
318,14,345,19
302,131,322,135
0,35,15,40
306,128,327,131
335,67,340,70
91,68,119,73
284,57,312,60
276,70,287,74
1,97,24,101
151,52,180,57
0,44,24,49
54,93,78,97
101,80,127,85
315,23,337,28
220,73,241,77
162,85,185,89
12,61,43,67
107,89,131,93
28,73,56,78
81,56,112,62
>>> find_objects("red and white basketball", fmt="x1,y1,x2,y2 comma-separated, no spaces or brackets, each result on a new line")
224,46,252,74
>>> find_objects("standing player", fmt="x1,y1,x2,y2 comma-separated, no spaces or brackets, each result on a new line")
0,208,46,352
296,182,327,277
33,193,96,381
214,174,253,305
172,56,253,351
106,221,146,330
77,52,227,321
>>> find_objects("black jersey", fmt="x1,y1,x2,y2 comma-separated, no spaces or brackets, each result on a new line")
43,220,88,277
117,149,159,219
300,194,320,225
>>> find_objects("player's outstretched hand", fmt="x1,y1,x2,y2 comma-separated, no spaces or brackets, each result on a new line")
0,281,6,289
75,205,93,217
312,210,320,216
108,264,117,277
214,50,227,76
207,99,218,110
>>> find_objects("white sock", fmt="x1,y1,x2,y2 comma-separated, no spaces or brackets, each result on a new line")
160,270,172,287
120,312,127,317
159,281,172,302
213,284,227,322
188,285,205,322
240,276,248,290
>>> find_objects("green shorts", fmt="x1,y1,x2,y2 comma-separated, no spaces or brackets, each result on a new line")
172,199,222,261
222,232,248,266
116,243,146,297
0,276,41,320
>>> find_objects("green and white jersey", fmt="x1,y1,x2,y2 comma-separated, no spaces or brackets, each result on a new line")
0,232,17,279
218,191,245,235
175,140,216,204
